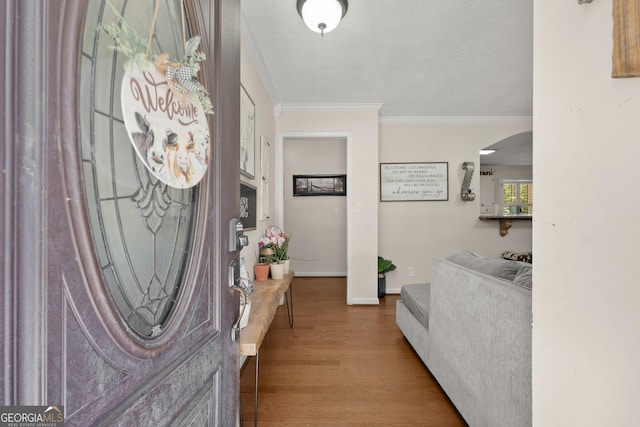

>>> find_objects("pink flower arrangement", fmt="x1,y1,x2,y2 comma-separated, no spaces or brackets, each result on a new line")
258,227,290,264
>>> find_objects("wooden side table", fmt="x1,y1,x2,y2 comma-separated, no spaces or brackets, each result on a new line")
239,272,294,426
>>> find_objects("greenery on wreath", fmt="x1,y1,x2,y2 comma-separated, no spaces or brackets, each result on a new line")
101,5,213,114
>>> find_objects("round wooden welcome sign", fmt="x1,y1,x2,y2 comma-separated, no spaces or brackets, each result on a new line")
121,64,210,189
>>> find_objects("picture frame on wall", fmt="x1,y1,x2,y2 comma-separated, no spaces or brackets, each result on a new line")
240,84,255,179
380,162,448,201
240,182,257,230
293,174,347,196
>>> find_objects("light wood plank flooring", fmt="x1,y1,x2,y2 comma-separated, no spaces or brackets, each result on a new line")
240,277,467,426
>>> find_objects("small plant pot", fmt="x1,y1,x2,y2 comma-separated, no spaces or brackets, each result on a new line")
270,263,285,280
378,273,386,298
254,263,270,281
260,247,275,257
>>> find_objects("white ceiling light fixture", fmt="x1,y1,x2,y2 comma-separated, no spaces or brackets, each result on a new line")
479,149,497,155
296,0,348,36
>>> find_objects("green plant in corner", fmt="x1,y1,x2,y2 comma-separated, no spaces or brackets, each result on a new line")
378,256,396,275
377,256,396,298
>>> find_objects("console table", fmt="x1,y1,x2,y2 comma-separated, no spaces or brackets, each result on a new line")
239,271,294,426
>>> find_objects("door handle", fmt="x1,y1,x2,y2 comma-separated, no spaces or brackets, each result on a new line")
229,259,246,342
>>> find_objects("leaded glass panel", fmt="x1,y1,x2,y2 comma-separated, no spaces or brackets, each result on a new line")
80,0,199,338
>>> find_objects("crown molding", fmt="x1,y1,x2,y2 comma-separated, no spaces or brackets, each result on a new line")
280,103,384,113
379,116,533,125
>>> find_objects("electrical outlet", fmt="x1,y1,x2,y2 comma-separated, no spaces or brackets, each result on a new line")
408,267,415,277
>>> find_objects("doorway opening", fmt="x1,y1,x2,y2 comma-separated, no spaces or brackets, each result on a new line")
277,132,353,304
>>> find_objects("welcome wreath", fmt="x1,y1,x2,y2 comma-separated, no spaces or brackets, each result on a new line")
103,1,212,189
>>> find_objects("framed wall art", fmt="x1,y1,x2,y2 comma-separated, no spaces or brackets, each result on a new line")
293,174,347,197
380,162,448,201
240,84,255,178
240,182,257,230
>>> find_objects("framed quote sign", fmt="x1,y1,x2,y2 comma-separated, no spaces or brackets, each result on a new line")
240,182,257,230
380,162,448,202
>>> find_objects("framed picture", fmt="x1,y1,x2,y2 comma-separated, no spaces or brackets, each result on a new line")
380,162,448,201
240,182,257,230
293,174,347,197
240,84,255,179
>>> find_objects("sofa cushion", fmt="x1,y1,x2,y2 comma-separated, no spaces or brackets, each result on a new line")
513,264,533,289
446,250,521,281
502,250,533,264
400,283,431,330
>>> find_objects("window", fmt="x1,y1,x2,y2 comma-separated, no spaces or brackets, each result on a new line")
80,0,199,338
501,180,533,215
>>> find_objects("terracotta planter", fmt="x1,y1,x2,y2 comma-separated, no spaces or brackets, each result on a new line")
254,263,270,281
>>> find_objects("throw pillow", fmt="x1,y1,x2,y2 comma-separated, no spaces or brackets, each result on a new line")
502,250,533,264
513,264,533,289
446,250,521,281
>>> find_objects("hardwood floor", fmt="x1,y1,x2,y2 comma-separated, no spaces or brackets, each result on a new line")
240,277,467,426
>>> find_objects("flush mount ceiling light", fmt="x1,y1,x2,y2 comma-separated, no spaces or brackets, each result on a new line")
297,0,348,36
479,149,496,155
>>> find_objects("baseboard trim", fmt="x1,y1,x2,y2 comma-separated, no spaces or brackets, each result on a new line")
350,297,380,305
294,272,347,277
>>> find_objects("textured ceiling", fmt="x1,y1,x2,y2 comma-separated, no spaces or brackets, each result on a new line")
241,0,533,118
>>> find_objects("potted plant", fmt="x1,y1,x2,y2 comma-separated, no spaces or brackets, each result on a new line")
258,226,291,279
254,260,270,281
377,256,396,298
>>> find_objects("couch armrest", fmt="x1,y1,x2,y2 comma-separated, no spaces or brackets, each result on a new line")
427,258,532,427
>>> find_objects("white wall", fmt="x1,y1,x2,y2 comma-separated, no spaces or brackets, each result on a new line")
283,138,347,275
240,42,277,268
534,1,640,425
379,120,533,293
277,108,380,304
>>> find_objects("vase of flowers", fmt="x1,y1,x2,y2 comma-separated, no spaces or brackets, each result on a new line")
258,226,291,277
258,226,290,265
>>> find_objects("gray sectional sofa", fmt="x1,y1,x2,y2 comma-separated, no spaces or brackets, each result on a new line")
396,251,532,427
